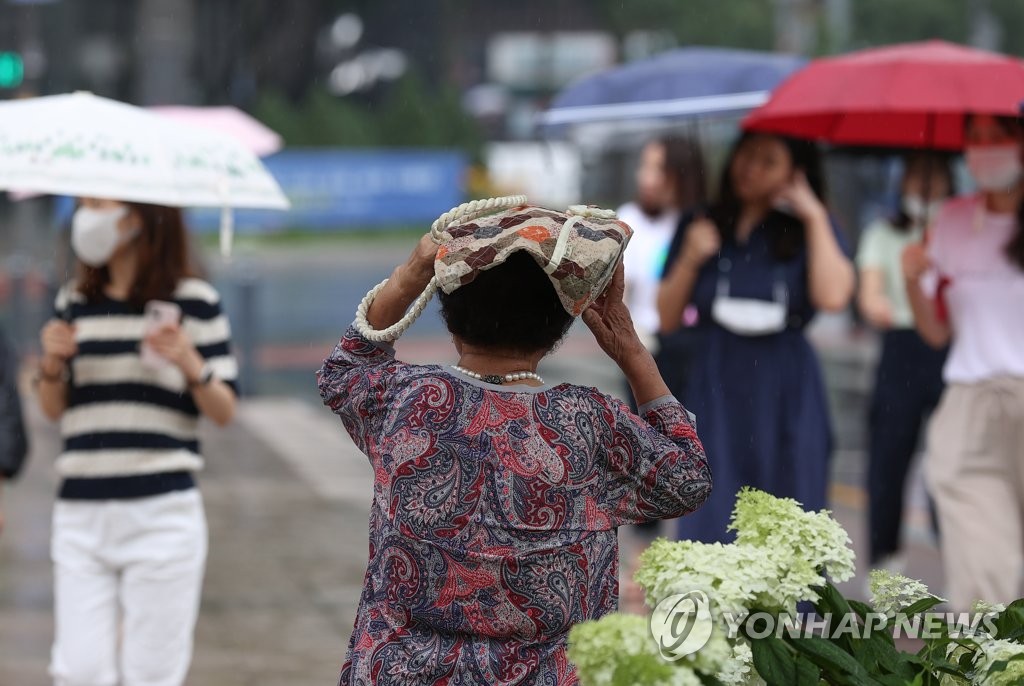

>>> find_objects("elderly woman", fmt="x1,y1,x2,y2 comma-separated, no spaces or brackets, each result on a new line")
318,199,711,685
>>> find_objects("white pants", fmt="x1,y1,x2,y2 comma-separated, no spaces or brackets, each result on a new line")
50,489,208,686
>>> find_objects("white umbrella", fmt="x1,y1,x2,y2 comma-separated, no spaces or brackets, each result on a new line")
0,92,291,255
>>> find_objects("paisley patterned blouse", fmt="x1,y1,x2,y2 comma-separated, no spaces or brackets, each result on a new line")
317,326,711,685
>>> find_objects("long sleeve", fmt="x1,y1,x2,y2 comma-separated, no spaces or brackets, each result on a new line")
601,394,711,526
316,324,401,457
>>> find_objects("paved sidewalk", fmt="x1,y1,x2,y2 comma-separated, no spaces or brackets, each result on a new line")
0,398,373,686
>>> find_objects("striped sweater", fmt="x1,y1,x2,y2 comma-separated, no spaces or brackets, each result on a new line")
54,278,238,499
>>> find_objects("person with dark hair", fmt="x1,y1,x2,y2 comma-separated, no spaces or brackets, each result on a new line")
857,153,953,575
903,114,1024,610
35,197,238,685
318,199,710,685
617,136,706,349
658,132,854,544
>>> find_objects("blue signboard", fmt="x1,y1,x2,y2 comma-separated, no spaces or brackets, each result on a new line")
190,149,467,233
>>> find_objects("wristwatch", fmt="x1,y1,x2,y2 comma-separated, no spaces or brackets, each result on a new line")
187,362,215,389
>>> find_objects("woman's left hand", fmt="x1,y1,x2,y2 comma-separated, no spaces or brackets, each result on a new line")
774,170,827,223
145,323,203,380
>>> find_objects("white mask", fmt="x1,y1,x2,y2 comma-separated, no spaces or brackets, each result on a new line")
710,265,789,336
71,206,132,267
901,195,944,225
965,144,1024,191
712,297,788,336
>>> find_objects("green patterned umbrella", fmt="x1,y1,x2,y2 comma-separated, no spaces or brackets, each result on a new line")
0,92,290,254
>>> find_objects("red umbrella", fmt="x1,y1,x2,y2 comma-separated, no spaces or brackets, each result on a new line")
742,40,1024,150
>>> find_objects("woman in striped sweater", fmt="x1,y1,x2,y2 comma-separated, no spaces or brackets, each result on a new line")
36,197,237,686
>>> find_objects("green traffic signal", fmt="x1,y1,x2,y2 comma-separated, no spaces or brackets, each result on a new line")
0,52,24,88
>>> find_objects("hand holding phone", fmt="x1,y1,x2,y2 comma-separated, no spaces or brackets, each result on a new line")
140,301,182,369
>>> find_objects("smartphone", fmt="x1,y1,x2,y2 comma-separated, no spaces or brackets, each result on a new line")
140,300,182,369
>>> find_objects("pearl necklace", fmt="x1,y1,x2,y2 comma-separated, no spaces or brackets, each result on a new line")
451,365,544,386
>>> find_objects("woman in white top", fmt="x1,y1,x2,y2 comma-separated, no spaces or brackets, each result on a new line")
857,153,952,574
903,114,1024,610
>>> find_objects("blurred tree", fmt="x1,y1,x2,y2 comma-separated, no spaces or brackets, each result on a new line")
596,0,774,51
849,0,969,47
990,0,1024,56
252,72,482,157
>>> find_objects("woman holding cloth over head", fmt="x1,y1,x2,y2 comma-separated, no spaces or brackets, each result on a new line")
903,114,1024,610
318,197,711,685
36,197,237,686
658,132,854,544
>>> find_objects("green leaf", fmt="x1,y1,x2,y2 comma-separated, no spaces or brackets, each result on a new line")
901,596,945,616
751,635,804,686
875,675,914,686
850,599,875,619
994,604,1024,638
854,629,903,673
787,635,885,686
794,654,819,686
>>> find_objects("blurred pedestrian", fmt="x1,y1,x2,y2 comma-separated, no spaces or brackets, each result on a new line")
858,153,952,575
0,324,29,536
318,200,710,684
616,136,705,553
904,114,1024,610
617,136,705,352
35,198,238,686
659,132,854,544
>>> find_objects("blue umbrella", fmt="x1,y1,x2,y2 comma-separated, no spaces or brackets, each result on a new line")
540,47,806,129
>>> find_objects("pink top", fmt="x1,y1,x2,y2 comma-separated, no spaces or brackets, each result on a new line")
928,194,1024,383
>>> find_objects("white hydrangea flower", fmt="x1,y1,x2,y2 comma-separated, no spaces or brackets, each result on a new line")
636,536,835,623
972,600,1007,615
567,614,704,686
680,622,733,675
973,638,1024,685
868,569,944,617
716,639,765,685
728,488,856,583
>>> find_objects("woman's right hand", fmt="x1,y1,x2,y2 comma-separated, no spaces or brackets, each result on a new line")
901,242,931,283
40,319,77,371
582,262,646,366
394,234,440,296
680,218,721,268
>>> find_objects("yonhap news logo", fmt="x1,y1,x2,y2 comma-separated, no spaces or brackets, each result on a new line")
648,588,1001,659
649,591,715,660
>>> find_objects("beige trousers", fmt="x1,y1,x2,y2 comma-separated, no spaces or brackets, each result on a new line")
926,376,1024,611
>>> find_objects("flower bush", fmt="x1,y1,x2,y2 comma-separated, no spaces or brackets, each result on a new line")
568,488,1024,686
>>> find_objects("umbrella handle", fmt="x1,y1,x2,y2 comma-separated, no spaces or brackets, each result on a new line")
220,205,234,260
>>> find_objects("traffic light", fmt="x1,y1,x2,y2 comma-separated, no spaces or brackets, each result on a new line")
0,52,24,88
